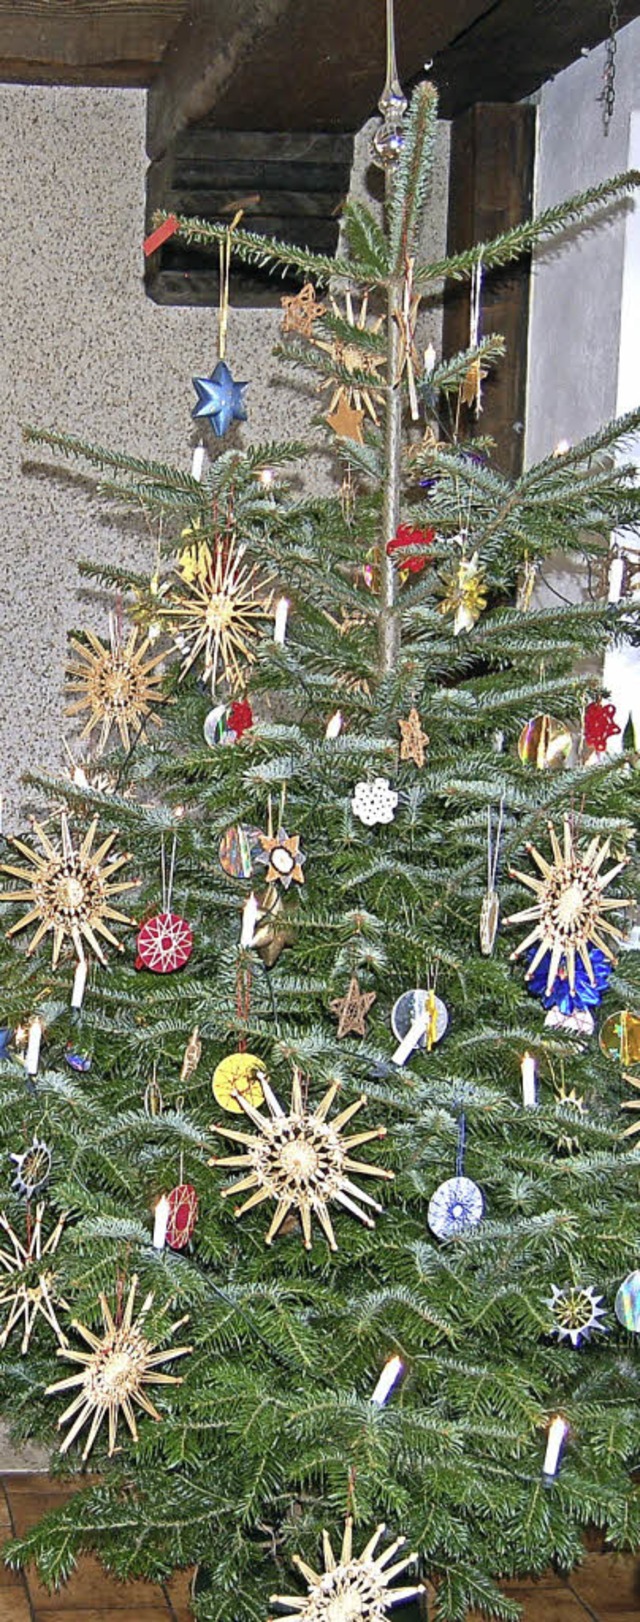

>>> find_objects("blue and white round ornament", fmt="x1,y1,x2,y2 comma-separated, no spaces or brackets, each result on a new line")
391,988,448,1066
65,1044,92,1074
428,1175,484,1239
615,1270,640,1331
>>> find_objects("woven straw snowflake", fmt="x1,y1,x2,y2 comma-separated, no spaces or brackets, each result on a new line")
270,1516,422,1621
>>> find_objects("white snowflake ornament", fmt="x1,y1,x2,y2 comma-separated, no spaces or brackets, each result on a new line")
351,778,398,827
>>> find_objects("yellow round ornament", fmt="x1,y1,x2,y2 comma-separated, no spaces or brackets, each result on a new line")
212,1052,266,1114
599,1009,640,1066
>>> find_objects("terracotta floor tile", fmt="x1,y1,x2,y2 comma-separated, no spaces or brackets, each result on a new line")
34,1612,172,1622
8,1487,80,1539
0,1589,31,1621
27,1552,174,1610
570,1552,640,1612
164,1566,194,1618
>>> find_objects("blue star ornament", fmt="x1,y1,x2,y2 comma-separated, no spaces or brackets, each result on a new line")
191,360,248,436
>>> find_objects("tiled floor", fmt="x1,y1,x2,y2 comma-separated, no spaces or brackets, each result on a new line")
0,1474,638,1621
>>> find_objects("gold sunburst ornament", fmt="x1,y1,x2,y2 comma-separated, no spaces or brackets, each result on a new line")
162,533,273,691
209,1071,393,1251
270,1516,422,1621
506,817,631,995
0,1205,68,1354
0,813,138,967
46,1275,192,1460
438,550,487,634
65,620,166,754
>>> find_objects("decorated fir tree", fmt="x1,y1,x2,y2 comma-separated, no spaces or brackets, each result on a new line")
0,73,640,1622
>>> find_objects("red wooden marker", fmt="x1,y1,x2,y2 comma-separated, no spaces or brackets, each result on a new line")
143,214,179,257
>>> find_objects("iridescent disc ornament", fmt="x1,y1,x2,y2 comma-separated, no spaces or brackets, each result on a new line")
351,778,398,827
428,1175,484,1239
10,1137,51,1200
517,715,572,770
136,912,193,974
218,825,263,881
203,705,228,748
391,988,448,1064
615,1271,640,1331
212,1052,266,1114
166,1184,199,1250
600,1009,640,1064
65,1045,92,1074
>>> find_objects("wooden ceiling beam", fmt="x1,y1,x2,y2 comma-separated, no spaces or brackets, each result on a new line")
0,0,187,85
146,0,492,159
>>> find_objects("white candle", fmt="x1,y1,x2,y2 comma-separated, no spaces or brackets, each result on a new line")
608,553,625,603
542,1415,568,1479
552,438,570,457
25,1018,43,1078
241,893,259,949
371,1355,404,1406
152,1194,170,1250
392,1012,426,1068
191,443,206,480
521,1052,537,1108
423,342,436,374
325,710,343,740
273,597,289,645
71,957,88,1010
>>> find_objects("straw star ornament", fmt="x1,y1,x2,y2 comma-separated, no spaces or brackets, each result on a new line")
46,1275,192,1459
162,534,273,690
506,816,630,994
0,813,138,966
270,1516,422,1621
65,621,165,754
0,1205,68,1354
210,1071,392,1251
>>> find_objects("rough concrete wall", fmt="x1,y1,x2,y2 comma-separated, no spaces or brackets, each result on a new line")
525,16,640,464
0,85,449,832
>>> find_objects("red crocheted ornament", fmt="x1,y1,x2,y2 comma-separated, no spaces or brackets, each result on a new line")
228,699,253,739
166,1183,199,1250
135,911,194,973
584,700,621,753
386,523,435,576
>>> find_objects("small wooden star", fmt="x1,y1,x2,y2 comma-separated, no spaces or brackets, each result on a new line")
330,976,377,1038
399,707,429,767
459,356,488,411
281,282,326,338
256,828,305,889
326,399,365,443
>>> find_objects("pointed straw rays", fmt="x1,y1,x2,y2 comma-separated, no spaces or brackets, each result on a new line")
162,532,274,691
209,1071,393,1251
505,816,631,995
270,1516,422,1620
0,813,138,967
65,622,166,755
0,1205,68,1354
46,1275,192,1460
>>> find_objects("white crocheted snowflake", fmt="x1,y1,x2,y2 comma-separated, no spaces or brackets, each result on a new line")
351,778,398,827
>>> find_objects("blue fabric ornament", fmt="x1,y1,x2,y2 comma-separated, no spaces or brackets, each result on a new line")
0,1029,11,1058
192,360,248,436
526,946,613,1015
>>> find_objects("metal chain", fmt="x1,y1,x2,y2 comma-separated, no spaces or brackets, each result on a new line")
598,0,619,136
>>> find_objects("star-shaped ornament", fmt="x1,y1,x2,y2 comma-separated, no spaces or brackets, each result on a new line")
330,975,377,1038
326,398,365,442
191,360,248,437
398,707,429,767
281,282,326,338
255,828,305,890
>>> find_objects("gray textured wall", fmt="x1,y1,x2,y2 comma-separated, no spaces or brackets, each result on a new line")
0,86,449,832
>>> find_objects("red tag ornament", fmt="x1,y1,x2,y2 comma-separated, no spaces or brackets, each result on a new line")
166,1183,199,1249
584,700,621,753
136,911,194,973
386,523,435,577
228,699,253,739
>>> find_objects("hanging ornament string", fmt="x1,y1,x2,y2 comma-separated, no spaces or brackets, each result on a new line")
218,210,243,362
469,254,484,415
235,960,252,1054
160,833,178,917
598,0,619,136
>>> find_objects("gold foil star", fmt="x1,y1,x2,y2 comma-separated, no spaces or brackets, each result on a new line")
621,1071,640,1137
438,551,487,634
0,813,138,967
177,529,212,585
0,1205,68,1354
326,398,366,443
554,1080,587,1153
459,356,488,410
46,1274,192,1459
209,1071,392,1251
314,292,385,428
66,623,166,755
505,816,631,994
281,282,326,337
398,708,429,768
270,1516,422,1621
330,975,377,1038
162,533,274,691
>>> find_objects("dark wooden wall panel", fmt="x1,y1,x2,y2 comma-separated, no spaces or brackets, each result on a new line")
442,101,536,478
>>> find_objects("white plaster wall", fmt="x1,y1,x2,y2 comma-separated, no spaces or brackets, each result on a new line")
0,86,448,831
525,15,640,464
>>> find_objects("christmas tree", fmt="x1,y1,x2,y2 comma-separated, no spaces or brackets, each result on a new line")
1,73,640,1622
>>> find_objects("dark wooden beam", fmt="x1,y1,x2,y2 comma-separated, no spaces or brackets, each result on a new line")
146,0,491,159
0,0,187,87
442,102,536,479
433,0,640,119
